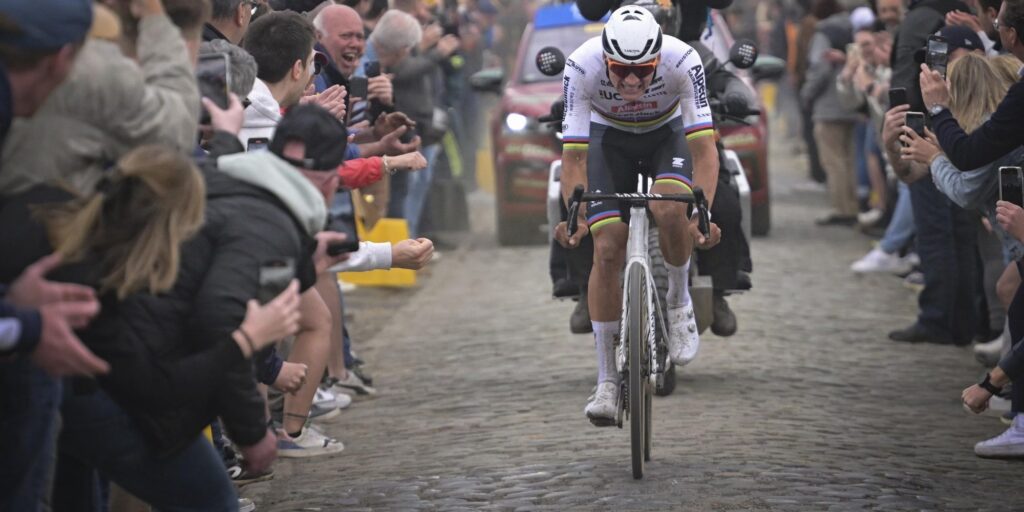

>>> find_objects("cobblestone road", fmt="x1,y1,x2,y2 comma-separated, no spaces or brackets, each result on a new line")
245,137,1019,511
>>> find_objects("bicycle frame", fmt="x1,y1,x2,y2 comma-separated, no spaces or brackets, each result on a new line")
619,206,670,383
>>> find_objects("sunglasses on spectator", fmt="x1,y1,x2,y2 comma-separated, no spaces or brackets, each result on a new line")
606,57,659,80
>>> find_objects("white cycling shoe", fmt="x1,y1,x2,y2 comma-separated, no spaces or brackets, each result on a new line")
584,381,619,425
667,302,700,366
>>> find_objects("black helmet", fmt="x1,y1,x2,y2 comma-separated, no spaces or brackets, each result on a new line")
622,0,681,39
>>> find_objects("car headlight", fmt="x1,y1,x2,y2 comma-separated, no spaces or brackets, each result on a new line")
505,113,529,132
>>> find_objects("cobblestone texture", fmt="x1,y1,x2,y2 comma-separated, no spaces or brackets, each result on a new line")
243,136,1020,511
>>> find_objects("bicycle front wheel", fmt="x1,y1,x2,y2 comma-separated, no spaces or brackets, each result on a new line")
626,262,649,479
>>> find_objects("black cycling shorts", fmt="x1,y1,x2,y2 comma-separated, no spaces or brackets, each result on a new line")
585,118,695,232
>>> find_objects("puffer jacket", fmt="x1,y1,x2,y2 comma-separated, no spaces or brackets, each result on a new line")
0,139,324,456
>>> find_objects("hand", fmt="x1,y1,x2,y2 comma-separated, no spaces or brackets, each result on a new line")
688,213,722,250
420,23,443,51
919,63,950,110
982,216,994,233
840,50,860,80
239,280,301,353
372,111,416,140
366,75,394,106
881,104,911,149
32,302,109,377
201,93,245,136
996,201,1024,243
554,220,589,249
823,48,847,65
962,384,993,414
313,231,353,274
436,34,461,58
300,85,347,121
946,10,983,33
389,151,428,171
237,429,277,474
7,254,96,308
899,126,942,165
392,238,434,269
852,64,874,92
380,125,422,156
273,361,308,394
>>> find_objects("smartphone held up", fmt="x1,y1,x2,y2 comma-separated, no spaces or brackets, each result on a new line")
197,53,231,125
1000,166,1024,208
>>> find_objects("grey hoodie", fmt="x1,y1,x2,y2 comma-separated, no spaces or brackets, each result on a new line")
216,151,327,236
800,13,861,123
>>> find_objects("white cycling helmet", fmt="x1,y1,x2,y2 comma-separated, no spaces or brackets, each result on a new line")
602,5,663,64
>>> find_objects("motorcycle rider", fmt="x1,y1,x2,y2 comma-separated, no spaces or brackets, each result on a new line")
555,6,722,424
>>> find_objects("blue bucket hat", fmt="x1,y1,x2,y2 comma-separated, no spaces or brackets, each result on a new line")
0,0,93,50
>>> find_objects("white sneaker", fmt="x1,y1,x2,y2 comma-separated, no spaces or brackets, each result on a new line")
975,333,1006,367
331,372,377,397
857,208,883,226
975,415,1024,458
666,303,699,366
313,387,337,409
850,247,913,274
584,381,619,423
239,498,256,512
277,427,345,458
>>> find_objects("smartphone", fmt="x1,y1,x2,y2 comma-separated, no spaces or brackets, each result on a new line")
905,110,929,136
364,61,381,78
197,53,231,124
246,137,269,151
926,35,949,79
257,258,295,304
347,76,368,99
1000,166,1024,207
888,87,908,108
326,190,361,255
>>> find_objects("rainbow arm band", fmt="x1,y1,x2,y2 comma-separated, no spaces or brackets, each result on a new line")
562,137,589,151
684,122,714,141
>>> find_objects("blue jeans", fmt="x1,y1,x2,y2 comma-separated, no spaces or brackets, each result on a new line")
854,121,869,201
54,387,237,512
402,144,439,238
909,178,978,342
879,181,915,255
0,358,60,512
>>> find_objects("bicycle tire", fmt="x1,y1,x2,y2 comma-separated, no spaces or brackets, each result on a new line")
627,262,646,479
648,230,676,397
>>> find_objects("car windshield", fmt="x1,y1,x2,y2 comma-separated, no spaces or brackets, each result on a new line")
520,22,604,84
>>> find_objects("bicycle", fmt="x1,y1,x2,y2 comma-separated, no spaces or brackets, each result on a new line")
566,182,710,480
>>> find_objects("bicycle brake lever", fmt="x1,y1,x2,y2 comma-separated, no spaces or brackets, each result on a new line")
567,184,585,238
692,187,710,237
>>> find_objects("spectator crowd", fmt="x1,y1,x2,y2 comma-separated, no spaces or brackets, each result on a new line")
0,0,516,510
755,0,1024,460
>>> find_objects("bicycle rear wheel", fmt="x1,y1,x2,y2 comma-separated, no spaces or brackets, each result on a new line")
626,263,648,479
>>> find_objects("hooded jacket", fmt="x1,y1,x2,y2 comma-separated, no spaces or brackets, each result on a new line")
238,79,283,148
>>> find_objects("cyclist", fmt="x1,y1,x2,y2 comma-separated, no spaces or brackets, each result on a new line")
554,5,722,424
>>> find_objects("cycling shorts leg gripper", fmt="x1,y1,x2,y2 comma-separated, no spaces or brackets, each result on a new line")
587,211,622,233
653,172,694,193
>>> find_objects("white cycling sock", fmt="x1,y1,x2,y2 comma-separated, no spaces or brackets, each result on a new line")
593,321,619,385
666,259,690,307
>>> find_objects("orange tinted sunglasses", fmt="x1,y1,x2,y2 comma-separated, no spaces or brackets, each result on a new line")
606,57,659,80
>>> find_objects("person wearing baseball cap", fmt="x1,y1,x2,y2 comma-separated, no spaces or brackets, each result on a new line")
914,25,985,65
0,0,92,147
